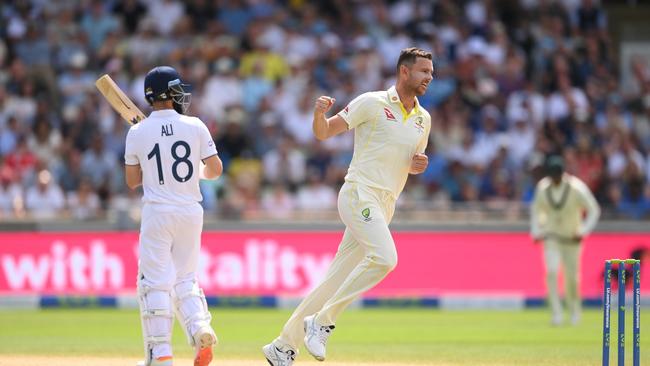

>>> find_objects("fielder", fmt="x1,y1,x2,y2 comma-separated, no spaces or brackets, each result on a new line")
263,47,433,365
530,156,600,326
124,66,223,366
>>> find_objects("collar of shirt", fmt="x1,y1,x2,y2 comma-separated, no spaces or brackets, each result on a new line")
549,174,568,190
387,85,420,121
149,109,179,117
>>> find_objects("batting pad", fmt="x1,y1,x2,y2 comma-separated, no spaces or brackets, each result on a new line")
137,281,173,364
173,279,212,346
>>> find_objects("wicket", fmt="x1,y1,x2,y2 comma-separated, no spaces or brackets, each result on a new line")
602,259,641,366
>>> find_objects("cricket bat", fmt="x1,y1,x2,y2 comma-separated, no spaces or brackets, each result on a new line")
95,74,145,125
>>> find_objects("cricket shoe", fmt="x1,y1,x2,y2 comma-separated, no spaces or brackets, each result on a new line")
262,343,296,366
136,356,173,366
193,325,218,366
303,315,335,361
570,312,581,326
551,313,564,327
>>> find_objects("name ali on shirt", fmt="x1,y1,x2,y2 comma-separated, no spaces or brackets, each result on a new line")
161,123,174,136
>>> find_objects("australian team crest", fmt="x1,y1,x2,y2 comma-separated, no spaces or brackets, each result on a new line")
361,208,372,222
414,116,425,133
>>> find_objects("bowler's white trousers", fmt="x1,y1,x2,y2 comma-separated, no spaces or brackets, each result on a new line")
276,182,398,351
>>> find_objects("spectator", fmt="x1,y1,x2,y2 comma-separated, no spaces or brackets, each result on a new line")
103,118,128,162
218,0,253,37
112,0,148,34
25,169,65,219
253,110,283,157
146,0,185,36
4,81,37,125
67,179,101,220
242,61,274,113
27,118,62,168
125,20,167,65
506,79,547,128
80,0,119,51
0,117,20,156
222,171,261,220
216,107,254,167
0,165,23,218
239,40,289,83
431,102,466,157
506,109,536,169
57,51,96,109
57,148,84,192
546,75,589,123
568,135,604,195
612,163,650,219
606,135,645,181
572,0,607,34
473,104,507,168
4,135,37,183
261,183,296,219
199,57,243,121
80,135,117,190
51,10,86,72
14,25,51,68
419,141,448,189
448,128,485,170
480,146,516,201
305,141,332,181
296,170,336,211
283,92,316,146
184,0,219,32
262,136,306,187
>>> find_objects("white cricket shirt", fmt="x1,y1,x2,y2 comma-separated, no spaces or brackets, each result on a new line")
124,109,218,205
337,85,431,199
530,174,601,238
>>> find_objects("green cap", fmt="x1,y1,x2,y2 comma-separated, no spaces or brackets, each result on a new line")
545,155,564,177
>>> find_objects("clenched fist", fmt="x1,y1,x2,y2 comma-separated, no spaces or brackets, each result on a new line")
314,96,335,115
410,153,428,174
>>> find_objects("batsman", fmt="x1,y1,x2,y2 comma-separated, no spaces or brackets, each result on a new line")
124,66,223,366
263,47,433,365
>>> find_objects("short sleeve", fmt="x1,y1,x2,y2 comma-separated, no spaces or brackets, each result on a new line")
124,127,139,166
337,93,375,129
198,121,218,159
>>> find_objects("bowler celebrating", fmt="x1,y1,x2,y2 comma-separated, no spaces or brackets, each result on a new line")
263,47,433,365
124,66,223,366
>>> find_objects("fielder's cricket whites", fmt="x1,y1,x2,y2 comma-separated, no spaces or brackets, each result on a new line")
95,74,145,125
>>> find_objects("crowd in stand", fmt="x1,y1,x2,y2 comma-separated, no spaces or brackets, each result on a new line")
0,0,649,221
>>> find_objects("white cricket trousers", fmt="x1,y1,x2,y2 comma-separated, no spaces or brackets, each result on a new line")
139,202,204,290
276,182,397,351
543,239,582,319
